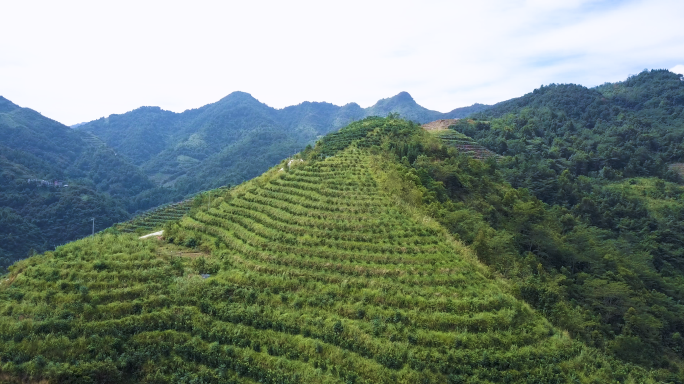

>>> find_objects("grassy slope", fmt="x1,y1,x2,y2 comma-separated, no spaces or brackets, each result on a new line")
0,123,656,383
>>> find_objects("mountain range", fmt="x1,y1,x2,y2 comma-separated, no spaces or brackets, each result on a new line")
74,92,488,196
0,92,487,265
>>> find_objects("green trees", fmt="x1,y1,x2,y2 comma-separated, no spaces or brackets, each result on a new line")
293,112,684,374
378,71,684,371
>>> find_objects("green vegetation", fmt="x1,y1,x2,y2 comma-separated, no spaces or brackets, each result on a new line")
0,97,151,266
460,69,684,197
0,116,671,383
114,199,193,234
75,92,487,200
2,91,484,266
410,70,684,371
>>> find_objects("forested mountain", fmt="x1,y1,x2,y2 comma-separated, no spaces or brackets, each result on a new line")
440,69,684,371
1,93,484,267
0,96,156,268
0,97,153,198
75,92,489,202
0,117,668,383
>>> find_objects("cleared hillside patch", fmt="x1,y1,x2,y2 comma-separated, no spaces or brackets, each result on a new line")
422,119,460,131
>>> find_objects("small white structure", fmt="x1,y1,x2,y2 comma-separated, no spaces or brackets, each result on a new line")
139,230,163,239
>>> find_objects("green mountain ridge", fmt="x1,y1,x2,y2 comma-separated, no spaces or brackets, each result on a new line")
4,70,684,381
75,92,489,197
0,117,664,383
0,92,487,266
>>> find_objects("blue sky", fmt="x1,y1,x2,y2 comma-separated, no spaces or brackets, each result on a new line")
1,0,682,125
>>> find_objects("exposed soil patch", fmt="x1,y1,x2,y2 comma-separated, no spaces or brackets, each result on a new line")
422,119,459,131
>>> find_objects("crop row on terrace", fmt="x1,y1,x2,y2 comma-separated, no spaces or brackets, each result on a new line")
430,130,501,161
161,148,651,383
0,131,656,383
115,200,193,234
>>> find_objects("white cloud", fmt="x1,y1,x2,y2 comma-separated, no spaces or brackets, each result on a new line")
672,65,684,75
0,0,683,125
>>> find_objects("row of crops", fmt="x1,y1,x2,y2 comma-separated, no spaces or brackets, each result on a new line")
80,131,107,148
115,200,194,234
316,117,387,157
432,130,501,161
158,148,643,383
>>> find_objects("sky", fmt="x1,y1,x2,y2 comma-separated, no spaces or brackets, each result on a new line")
1,0,683,126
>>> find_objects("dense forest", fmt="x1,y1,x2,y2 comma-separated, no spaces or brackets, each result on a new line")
0,97,150,269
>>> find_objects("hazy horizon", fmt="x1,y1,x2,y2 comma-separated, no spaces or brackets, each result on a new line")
1,0,683,125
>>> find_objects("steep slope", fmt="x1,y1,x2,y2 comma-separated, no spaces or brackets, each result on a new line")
427,70,684,370
0,97,154,198
0,117,660,383
0,96,156,265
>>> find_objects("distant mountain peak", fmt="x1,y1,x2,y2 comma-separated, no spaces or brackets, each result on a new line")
219,91,257,102
374,91,418,107
392,91,415,102
364,91,442,122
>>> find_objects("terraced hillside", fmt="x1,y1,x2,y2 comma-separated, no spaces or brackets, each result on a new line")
163,148,649,383
430,129,500,161
114,199,194,234
80,131,107,149
0,119,659,383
